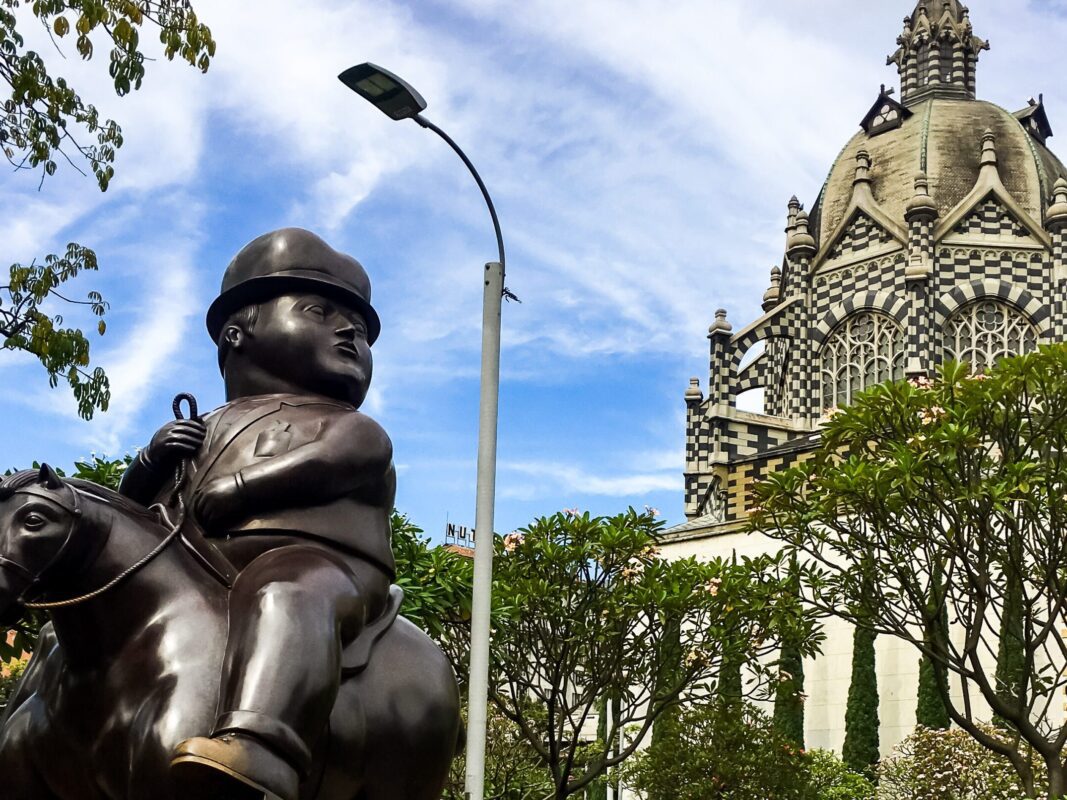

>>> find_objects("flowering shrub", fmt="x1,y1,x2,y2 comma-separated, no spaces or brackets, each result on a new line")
878,725,1045,800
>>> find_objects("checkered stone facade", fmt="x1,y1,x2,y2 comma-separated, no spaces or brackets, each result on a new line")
683,166,1066,520
827,212,894,260
954,198,1030,237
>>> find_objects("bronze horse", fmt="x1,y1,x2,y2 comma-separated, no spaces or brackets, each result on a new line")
0,467,459,800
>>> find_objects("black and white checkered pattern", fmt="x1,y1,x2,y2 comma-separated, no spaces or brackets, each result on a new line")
953,198,1030,237
827,212,894,260
686,185,1061,521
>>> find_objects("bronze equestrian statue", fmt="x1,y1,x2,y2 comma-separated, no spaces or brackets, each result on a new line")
0,229,461,800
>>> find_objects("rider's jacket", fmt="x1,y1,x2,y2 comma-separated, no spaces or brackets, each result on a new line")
154,393,397,580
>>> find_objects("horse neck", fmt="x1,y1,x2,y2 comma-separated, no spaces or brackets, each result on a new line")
47,504,212,669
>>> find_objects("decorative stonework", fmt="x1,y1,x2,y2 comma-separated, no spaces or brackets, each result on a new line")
943,300,1039,372
679,0,1067,522
820,312,906,411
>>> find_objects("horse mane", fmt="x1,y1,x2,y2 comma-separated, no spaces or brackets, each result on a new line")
0,470,44,499
65,478,163,524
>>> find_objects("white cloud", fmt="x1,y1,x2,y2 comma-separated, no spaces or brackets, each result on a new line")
502,459,681,499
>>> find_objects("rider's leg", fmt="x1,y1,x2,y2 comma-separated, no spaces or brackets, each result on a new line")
172,544,368,800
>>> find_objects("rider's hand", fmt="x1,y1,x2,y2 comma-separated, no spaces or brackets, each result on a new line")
193,475,242,529
144,419,207,469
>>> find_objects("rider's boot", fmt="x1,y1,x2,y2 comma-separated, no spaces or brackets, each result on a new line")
171,732,298,800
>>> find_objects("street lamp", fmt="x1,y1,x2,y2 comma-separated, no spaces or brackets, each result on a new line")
339,62,505,800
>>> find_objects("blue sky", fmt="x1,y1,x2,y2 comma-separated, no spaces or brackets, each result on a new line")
3,0,1066,538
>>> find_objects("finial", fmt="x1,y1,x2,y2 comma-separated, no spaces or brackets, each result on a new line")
906,170,938,219
854,150,873,186
981,129,998,168
762,266,782,312
786,196,801,236
685,378,703,402
709,309,733,335
1046,177,1067,231
787,210,817,256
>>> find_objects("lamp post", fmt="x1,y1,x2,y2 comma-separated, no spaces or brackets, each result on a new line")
339,62,504,800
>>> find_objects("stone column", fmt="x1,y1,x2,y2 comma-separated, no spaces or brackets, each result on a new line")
1044,178,1067,340
683,378,704,517
707,309,734,409
785,210,817,422
905,172,939,377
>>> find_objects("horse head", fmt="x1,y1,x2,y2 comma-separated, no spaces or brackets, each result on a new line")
0,465,110,624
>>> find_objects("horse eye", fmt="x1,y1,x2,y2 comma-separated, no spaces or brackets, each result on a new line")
23,513,47,531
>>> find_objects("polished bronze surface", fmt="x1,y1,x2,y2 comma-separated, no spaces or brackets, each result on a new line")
0,228,460,799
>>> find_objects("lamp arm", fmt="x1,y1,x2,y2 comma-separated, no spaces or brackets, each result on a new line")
414,114,506,274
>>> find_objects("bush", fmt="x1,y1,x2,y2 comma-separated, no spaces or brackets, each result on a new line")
878,725,1041,800
807,749,875,800
624,700,811,800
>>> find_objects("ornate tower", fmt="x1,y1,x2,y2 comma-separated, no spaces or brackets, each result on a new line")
677,0,1066,525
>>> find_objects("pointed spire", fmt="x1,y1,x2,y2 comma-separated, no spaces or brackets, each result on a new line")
889,0,989,106
762,266,782,312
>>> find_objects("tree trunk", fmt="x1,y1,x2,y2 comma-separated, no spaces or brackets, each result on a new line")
995,543,1025,729
1046,756,1065,800
773,639,805,748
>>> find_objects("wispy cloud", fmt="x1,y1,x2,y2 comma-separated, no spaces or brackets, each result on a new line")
502,459,681,500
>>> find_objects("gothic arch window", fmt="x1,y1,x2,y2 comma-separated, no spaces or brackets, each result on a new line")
820,312,905,411
940,40,954,83
917,41,931,86
943,300,1038,373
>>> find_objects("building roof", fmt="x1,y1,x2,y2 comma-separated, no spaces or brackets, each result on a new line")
811,99,1067,249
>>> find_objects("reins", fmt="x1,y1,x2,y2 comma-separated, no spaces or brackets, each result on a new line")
23,394,200,611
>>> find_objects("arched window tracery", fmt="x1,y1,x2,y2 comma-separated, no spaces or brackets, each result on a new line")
820,312,905,411
942,300,1038,373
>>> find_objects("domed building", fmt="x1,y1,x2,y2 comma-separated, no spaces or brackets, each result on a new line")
663,0,1067,753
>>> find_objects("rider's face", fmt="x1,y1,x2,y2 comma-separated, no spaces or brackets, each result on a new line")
242,292,373,407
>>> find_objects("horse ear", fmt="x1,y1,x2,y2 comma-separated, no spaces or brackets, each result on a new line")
38,464,64,489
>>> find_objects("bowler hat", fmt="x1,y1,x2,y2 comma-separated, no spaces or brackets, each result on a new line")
206,228,381,344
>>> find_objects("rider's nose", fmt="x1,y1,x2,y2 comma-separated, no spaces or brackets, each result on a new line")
335,321,356,340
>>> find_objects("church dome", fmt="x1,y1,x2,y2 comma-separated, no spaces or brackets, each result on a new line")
812,98,1067,248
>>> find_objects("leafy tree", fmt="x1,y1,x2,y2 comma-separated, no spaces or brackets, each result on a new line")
480,508,820,800
1,1,216,417
443,705,552,800
389,512,473,653
623,699,812,800
841,625,879,777
753,346,1067,798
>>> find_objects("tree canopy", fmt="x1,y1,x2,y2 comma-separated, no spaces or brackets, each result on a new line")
753,345,1067,798
478,508,820,800
1,1,215,417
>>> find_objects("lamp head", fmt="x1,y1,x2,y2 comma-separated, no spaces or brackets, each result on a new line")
338,63,427,121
